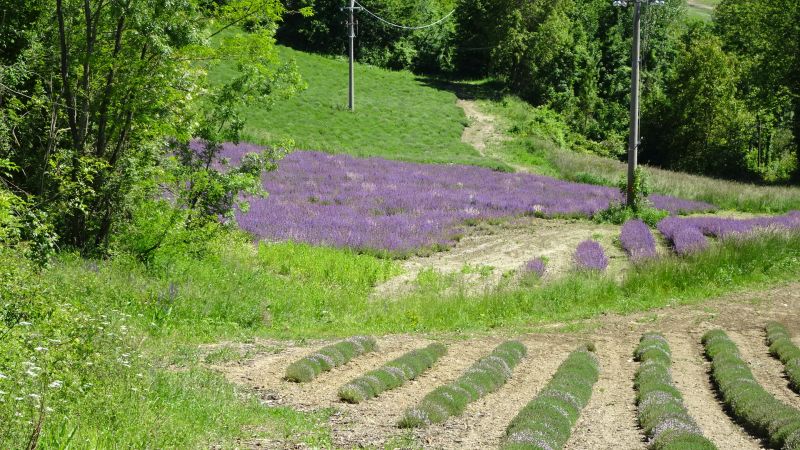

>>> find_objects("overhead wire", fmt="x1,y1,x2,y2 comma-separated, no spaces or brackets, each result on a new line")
353,0,455,31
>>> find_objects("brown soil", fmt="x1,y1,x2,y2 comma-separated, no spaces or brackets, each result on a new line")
458,99,506,159
372,217,630,299
210,282,800,449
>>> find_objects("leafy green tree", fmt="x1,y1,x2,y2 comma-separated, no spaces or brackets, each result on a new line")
715,0,800,180
0,0,302,254
641,28,755,179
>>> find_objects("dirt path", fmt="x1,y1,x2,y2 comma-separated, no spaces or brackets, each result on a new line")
372,217,629,299
458,99,504,159
211,282,800,449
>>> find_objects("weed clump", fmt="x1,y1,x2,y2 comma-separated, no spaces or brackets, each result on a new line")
634,333,716,449
398,340,526,428
338,343,447,403
285,336,377,382
765,322,800,394
702,329,800,449
500,344,599,450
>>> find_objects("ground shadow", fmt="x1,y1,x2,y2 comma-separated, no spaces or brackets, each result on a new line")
415,76,507,102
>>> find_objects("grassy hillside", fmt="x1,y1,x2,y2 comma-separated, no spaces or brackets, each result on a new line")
209,46,501,168
687,0,720,20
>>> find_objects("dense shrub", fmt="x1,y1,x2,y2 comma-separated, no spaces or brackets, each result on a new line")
501,344,599,450
524,257,547,278
338,343,447,403
285,336,377,382
574,240,608,272
702,329,800,449
620,220,658,262
634,333,716,449
765,322,800,394
398,340,526,427
657,217,709,255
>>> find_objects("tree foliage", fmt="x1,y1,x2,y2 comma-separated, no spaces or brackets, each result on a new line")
0,0,303,255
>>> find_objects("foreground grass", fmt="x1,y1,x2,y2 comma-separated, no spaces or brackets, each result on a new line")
208,45,504,169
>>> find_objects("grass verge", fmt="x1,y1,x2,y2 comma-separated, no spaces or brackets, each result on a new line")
398,341,526,428
765,322,800,394
501,344,599,450
634,333,716,449
284,336,376,382
338,343,447,403
702,330,800,449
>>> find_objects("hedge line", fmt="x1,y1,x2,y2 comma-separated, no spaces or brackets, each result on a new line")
398,340,527,428
702,330,800,450
338,342,447,403
501,344,599,450
766,322,800,394
634,333,716,450
285,335,377,382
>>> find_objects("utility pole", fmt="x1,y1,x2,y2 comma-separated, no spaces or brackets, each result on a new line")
627,0,641,207
345,0,359,111
614,0,663,207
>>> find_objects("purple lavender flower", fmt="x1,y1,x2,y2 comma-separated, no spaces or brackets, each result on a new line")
211,143,718,253
524,258,546,278
620,219,657,261
574,240,608,272
658,218,708,255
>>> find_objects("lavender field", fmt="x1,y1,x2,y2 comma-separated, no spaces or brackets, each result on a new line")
221,143,713,253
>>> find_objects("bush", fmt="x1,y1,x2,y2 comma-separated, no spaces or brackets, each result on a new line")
338,343,447,403
574,240,608,272
657,217,709,255
285,336,377,382
765,322,800,394
634,333,716,449
620,220,658,262
399,341,526,428
702,329,800,449
501,344,599,450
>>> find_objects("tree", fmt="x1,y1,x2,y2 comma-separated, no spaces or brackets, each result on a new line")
715,0,800,180
0,0,303,253
641,28,755,179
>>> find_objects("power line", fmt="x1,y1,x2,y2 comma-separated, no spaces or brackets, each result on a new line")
353,0,455,31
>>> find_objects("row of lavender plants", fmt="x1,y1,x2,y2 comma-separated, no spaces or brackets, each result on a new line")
501,344,599,450
338,343,447,403
215,143,713,253
765,322,800,394
634,333,716,449
398,341,526,428
285,336,376,382
658,212,800,255
702,330,800,449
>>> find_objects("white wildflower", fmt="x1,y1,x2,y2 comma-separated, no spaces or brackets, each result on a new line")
34,346,48,352
0,372,7,379
19,321,32,326
49,380,63,389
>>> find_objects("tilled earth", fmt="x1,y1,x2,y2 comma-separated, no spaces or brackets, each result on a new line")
210,282,800,449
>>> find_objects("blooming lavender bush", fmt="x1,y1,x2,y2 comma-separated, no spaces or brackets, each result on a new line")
524,257,547,278
574,240,608,272
620,219,657,261
657,217,708,255
658,212,800,256
216,143,714,253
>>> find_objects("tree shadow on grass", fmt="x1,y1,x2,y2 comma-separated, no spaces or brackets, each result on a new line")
414,76,507,102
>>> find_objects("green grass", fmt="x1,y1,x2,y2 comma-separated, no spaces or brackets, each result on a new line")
284,335,377,382
398,341,526,428
208,45,506,169
765,322,800,394
501,345,599,450
634,333,716,450
687,0,721,21
702,330,800,449
338,343,447,403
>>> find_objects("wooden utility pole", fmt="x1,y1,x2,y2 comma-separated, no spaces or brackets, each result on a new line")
627,0,642,207
347,0,357,111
